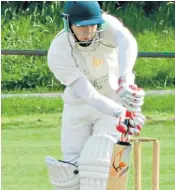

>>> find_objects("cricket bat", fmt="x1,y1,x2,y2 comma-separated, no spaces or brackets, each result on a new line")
106,120,132,190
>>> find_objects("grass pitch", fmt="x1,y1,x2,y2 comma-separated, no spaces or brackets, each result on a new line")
2,95,175,190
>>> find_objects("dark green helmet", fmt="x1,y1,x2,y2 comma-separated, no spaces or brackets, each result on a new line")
61,1,105,51
62,1,105,26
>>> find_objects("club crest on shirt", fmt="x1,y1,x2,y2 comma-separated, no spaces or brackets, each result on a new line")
92,57,104,68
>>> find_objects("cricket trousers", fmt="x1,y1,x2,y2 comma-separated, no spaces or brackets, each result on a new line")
61,102,121,164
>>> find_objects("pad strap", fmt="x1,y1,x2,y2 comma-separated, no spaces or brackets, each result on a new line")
45,156,80,190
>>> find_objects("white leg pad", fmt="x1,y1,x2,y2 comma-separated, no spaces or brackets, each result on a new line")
45,156,80,190
78,134,116,190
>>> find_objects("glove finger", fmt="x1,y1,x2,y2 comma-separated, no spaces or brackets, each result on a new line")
134,113,145,125
124,94,144,104
135,112,145,118
129,127,140,136
129,118,144,131
122,97,143,107
132,91,145,98
122,98,142,112
127,85,145,98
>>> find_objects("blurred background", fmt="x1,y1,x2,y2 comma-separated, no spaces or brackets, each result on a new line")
1,1,175,93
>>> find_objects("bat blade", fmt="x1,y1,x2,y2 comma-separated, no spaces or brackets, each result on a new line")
107,141,132,190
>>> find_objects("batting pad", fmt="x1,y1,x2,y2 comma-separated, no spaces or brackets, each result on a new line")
45,156,80,190
78,134,116,190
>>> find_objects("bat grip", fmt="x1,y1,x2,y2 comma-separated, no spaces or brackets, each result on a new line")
120,119,130,142
124,119,130,135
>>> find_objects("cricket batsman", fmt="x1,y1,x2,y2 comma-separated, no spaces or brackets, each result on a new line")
45,1,145,190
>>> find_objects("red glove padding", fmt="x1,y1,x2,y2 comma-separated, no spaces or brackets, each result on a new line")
116,111,145,136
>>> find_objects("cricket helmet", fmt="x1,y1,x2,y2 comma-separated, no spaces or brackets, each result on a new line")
61,1,105,51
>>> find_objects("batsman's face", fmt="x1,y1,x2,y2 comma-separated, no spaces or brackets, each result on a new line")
71,25,97,42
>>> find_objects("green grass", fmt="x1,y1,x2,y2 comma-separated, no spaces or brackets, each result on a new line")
2,95,175,190
1,2,175,91
2,113,175,190
2,95,175,117
2,113,61,190
2,96,63,117
143,94,175,113
1,87,64,94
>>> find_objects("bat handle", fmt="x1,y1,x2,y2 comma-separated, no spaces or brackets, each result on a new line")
120,119,130,142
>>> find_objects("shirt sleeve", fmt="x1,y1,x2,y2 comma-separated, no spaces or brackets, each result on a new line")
70,77,125,118
48,41,85,86
115,24,138,78
103,14,138,79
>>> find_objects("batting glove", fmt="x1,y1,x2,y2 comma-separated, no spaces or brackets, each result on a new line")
116,111,145,136
116,76,145,112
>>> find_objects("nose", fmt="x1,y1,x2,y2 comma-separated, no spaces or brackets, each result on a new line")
83,26,94,38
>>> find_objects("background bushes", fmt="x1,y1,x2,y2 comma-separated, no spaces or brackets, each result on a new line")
1,1,175,91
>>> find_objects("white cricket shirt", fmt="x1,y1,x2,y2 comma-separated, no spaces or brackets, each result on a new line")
48,13,137,116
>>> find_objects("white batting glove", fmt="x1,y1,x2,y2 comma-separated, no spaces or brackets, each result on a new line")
116,111,145,136
116,76,145,112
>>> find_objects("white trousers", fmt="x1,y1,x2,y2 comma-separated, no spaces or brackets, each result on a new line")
61,103,121,164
